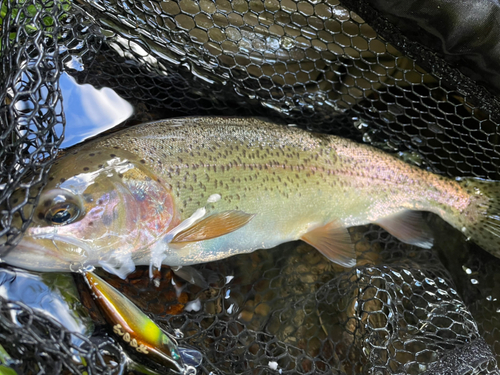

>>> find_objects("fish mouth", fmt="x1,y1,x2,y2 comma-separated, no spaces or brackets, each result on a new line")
3,228,91,272
27,226,93,255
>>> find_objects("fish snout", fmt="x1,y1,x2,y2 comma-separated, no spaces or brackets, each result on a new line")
3,235,89,272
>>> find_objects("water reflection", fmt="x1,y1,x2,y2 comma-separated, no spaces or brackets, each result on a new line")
57,72,134,148
0,267,93,341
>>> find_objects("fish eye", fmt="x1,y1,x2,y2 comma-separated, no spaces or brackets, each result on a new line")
45,202,80,226
38,189,83,226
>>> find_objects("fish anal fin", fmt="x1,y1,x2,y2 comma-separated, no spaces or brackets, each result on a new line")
375,211,433,249
301,221,356,268
171,210,255,243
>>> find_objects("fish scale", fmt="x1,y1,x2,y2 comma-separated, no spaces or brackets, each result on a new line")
5,117,500,274
104,118,465,223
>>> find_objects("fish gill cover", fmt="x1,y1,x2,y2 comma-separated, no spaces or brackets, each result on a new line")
0,0,500,373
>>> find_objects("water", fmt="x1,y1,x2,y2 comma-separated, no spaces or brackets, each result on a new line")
56,72,133,148
0,267,93,345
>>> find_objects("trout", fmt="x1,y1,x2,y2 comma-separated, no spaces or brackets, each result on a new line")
5,117,500,275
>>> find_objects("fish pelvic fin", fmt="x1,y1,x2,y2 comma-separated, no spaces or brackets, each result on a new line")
171,266,208,288
454,177,500,257
301,221,356,268
375,211,434,249
170,210,255,243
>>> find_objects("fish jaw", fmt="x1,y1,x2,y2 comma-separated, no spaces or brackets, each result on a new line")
3,236,90,272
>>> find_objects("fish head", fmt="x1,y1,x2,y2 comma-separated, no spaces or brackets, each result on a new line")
5,150,177,272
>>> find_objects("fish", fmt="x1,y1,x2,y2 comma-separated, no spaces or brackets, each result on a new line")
83,270,201,373
4,117,500,275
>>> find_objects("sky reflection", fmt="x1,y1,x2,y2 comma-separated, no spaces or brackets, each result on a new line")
57,72,134,148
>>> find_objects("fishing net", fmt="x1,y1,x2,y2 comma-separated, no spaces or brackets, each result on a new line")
1,0,500,373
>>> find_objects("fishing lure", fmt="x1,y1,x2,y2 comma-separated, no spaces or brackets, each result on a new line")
83,270,199,374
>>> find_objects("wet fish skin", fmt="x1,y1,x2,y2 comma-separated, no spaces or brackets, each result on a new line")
5,117,500,274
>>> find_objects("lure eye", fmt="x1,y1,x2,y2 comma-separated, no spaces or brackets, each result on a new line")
45,202,80,225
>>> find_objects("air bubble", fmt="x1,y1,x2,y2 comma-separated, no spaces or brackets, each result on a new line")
280,36,295,50
207,193,221,203
185,298,202,312
174,329,184,339
268,361,278,370
354,118,369,130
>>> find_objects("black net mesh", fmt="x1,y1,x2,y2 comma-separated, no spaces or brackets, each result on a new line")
0,297,125,374
0,0,64,250
1,0,500,373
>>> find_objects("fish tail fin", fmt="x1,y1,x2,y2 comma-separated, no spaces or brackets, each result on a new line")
456,177,500,256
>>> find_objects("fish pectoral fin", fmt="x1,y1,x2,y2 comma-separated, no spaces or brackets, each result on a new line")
300,221,356,268
170,210,255,243
375,210,433,249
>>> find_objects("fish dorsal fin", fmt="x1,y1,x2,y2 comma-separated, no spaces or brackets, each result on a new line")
171,210,255,243
300,221,356,268
375,210,433,248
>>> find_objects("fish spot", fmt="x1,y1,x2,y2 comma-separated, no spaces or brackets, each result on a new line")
113,146,120,149
110,154,116,158
133,192,146,202
44,200,52,207
118,173,123,178
83,167,89,171
98,164,103,168
140,159,146,164
88,221,94,226
49,176,54,181
13,198,18,204
89,153,95,157
60,178,66,183
37,212,44,220
97,199,104,205
102,214,113,226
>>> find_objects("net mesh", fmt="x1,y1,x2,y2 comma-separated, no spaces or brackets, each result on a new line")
0,297,125,374
1,0,500,373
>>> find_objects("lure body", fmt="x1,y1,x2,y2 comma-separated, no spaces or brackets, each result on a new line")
84,271,185,372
